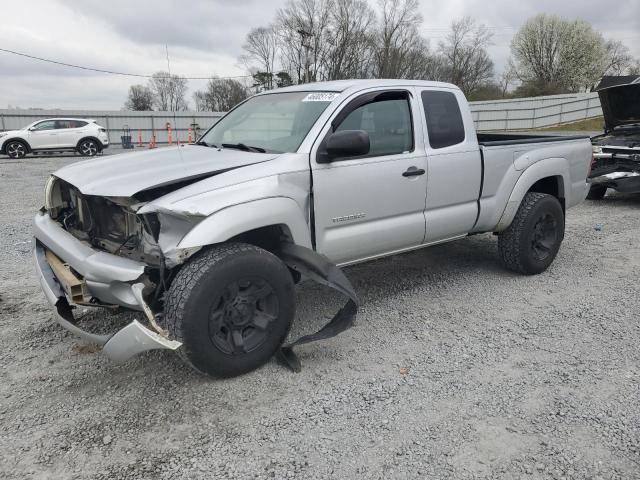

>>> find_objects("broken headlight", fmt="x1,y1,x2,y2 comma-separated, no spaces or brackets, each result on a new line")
44,175,56,211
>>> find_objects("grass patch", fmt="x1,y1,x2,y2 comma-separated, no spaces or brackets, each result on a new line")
540,117,604,132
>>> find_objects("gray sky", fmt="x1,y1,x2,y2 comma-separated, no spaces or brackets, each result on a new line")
0,0,638,110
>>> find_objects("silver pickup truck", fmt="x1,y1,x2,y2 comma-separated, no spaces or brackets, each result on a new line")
33,80,592,377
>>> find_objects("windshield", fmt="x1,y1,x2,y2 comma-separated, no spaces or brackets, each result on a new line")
199,91,338,153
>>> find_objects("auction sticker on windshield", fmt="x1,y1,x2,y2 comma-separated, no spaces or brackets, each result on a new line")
302,92,340,102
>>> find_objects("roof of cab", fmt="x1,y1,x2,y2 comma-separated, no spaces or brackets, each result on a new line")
260,79,461,95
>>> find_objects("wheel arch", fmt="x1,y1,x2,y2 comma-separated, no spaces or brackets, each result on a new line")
1,137,31,154
76,136,103,151
495,157,570,232
177,197,313,252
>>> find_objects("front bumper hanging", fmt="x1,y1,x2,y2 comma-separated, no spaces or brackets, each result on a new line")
33,240,181,363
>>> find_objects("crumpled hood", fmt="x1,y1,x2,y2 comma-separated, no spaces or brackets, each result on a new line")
53,145,280,197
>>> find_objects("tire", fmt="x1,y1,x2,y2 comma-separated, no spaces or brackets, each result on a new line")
77,139,99,156
164,243,296,377
498,192,565,276
586,184,607,200
5,140,27,159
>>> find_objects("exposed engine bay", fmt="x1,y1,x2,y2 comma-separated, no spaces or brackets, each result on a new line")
590,77,640,182
48,178,164,266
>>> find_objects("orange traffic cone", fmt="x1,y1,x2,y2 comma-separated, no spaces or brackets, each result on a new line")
188,127,193,144
167,126,173,146
138,130,142,147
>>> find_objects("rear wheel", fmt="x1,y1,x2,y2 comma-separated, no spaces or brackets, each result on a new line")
586,184,607,200
498,192,565,275
164,243,295,377
78,139,99,156
6,141,27,159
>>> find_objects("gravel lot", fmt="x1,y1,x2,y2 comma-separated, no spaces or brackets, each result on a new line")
1,151,639,480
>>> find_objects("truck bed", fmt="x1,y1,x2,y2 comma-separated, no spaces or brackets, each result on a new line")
477,133,590,147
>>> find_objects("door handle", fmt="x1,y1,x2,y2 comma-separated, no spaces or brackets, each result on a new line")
402,167,426,178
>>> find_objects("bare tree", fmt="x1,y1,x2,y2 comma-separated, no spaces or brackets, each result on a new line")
603,40,633,76
276,0,333,83
372,0,423,78
193,78,250,112
438,17,494,96
511,14,608,93
241,26,280,89
321,0,376,80
629,59,640,76
499,61,518,98
124,84,154,111
149,71,189,111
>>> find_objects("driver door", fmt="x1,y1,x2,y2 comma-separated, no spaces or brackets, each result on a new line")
27,120,59,149
311,89,428,265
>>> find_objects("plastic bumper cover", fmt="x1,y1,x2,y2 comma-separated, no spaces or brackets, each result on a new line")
33,217,182,362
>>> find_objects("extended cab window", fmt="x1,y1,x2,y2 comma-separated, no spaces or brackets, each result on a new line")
336,93,413,158
421,91,465,149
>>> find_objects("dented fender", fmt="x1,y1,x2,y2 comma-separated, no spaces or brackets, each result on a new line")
177,197,313,250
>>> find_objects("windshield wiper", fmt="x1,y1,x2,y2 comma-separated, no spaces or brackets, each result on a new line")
222,143,266,153
195,140,221,148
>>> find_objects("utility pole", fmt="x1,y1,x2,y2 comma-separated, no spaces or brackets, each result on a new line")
297,29,313,84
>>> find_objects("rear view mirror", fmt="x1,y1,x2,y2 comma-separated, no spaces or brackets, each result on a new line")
321,130,370,163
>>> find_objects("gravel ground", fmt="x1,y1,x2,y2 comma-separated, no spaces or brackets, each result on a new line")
0,153,639,480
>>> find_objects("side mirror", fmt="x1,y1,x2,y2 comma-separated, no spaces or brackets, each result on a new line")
321,130,370,163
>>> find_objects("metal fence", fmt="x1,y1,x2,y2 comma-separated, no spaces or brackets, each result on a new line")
469,92,602,131
0,92,604,141
0,109,224,145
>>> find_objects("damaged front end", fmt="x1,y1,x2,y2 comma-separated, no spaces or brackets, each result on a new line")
34,176,206,362
46,177,203,269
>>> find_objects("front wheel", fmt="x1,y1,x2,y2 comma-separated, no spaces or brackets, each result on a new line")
498,192,565,275
78,139,99,156
6,141,27,159
164,243,296,377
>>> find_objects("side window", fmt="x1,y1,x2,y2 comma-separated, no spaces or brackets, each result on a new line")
335,93,413,158
72,120,88,128
421,91,465,149
32,120,57,131
56,120,74,129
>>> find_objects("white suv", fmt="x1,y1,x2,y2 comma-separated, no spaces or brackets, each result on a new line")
0,118,109,158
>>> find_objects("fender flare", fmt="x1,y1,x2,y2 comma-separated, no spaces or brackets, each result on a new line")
495,157,570,232
177,196,313,250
